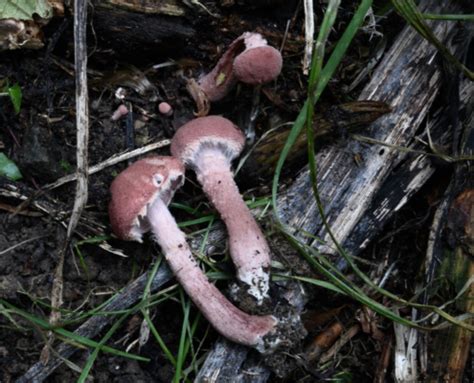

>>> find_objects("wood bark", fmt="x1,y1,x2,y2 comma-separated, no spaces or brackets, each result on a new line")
278,1,459,259
89,1,195,61
418,69,474,383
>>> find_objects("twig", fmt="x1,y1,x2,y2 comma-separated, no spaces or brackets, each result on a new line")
44,139,170,190
304,321,344,363
393,309,418,383
68,0,90,240
374,335,393,383
0,235,46,256
41,0,90,364
318,324,360,365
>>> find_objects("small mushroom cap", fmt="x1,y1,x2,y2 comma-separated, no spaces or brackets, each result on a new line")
171,116,245,165
233,46,282,85
234,45,283,85
158,102,173,116
109,156,185,241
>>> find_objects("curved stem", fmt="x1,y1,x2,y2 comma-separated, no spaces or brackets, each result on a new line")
147,197,276,350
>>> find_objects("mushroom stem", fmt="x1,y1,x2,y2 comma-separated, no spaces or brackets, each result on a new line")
147,196,276,350
246,84,262,144
193,148,271,303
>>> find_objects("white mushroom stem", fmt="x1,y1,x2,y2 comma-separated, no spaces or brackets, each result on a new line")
193,148,271,303
147,197,276,350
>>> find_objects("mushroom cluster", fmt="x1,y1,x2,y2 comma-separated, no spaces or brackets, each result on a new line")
109,156,278,351
108,33,296,351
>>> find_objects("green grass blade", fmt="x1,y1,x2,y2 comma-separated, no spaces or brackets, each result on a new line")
77,313,130,383
280,229,430,329
8,83,22,114
422,13,474,21
391,0,474,80
173,290,192,383
0,300,149,361
279,274,346,295
272,0,374,214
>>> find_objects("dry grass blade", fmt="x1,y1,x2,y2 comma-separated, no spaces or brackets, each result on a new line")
302,0,315,75
41,0,90,364
45,139,170,190
68,0,90,239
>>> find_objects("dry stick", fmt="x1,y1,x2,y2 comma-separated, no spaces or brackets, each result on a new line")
69,0,90,258
318,324,360,365
374,335,393,383
45,139,171,190
40,0,90,365
16,265,174,383
304,321,344,363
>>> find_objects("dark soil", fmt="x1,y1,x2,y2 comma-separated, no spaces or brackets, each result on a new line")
0,1,471,382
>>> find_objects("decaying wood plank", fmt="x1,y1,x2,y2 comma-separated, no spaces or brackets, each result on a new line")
196,1,469,381
90,1,195,60
417,64,474,382
346,78,474,260
277,0,463,260
426,241,474,383
196,338,270,383
241,101,391,182
99,0,186,16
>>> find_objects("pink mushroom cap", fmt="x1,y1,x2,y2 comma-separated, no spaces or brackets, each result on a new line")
170,116,245,165
158,102,173,116
233,45,283,85
109,156,185,241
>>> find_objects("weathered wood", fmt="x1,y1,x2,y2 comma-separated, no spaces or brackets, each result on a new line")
90,1,195,60
241,101,391,182
196,1,468,381
277,0,462,259
98,0,186,16
418,65,474,382
196,338,270,383
346,78,473,262
427,239,474,383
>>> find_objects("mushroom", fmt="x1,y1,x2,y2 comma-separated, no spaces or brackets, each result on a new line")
196,34,243,104
111,104,129,121
232,32,283,86
158,102,173,117
233,32,282,144
109,156,277,350
171,116,272,304
189,31,282,120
